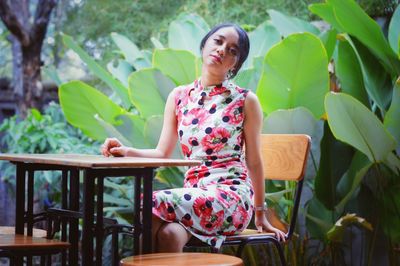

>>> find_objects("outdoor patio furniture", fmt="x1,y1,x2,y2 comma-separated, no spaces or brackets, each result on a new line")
120,252,243,266
185,134,311,266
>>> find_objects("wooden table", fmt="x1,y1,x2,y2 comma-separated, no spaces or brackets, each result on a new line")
0,154,200,266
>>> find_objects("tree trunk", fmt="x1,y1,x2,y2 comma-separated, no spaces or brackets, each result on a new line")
0,0,57,117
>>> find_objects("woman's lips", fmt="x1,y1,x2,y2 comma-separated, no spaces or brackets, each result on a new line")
210,55,222,64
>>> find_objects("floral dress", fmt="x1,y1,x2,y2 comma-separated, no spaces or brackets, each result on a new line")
152,78,254,248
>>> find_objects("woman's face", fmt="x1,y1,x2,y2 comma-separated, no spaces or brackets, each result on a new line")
201,27,240,77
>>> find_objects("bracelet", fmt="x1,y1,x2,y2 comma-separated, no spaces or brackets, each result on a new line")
254,202,267,212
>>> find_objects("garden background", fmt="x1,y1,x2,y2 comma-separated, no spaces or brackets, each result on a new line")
0,0,399,265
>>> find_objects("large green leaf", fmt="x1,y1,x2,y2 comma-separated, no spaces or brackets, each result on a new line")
168,13,210,57
328,0,400,75
327,213,372,242
234,57,263,93
268,9,320,37
95,113,148,149
335,151,372,213
59,81,125,140
315,123,355,210
335,39,369,107
344,36,393,112
153,49,199,85
128,68,175,118
389,5,400,55
379,181,400,242
62,34,131,108
143,115,183,159
325,92,397,163
306,197,335,240
243,21,280,69
107,59,134,87
110,32,151,70
319,28,337,60
257,33,329,119
309,3,345,32
262,107,324,180
384,79,400,150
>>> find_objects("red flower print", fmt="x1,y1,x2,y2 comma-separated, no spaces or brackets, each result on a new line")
231,205,248,230
182,108,210,126
181,144,191,157
188,137,199,146
216,188,240,208
155,202,176,221
181,214,194,227
201,127,231,154
209,86,228,97
193,196,214,217
222,99,245,125
200,210,224,231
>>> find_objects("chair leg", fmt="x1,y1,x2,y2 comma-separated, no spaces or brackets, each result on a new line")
271,240,286,266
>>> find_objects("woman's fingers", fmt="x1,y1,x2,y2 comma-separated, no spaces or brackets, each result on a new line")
101,138,122,157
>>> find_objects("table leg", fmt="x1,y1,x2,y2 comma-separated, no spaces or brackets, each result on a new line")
15,163,26,235
69,169,80,266
27,170,34,236
142,168,154,254
61,170,68,266
133,175,141,255
82,169,95,266
96,176,104,266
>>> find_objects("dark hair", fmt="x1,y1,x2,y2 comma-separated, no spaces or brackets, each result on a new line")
200,23,250,79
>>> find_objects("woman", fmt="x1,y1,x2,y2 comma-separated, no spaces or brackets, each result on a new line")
101,23,285,252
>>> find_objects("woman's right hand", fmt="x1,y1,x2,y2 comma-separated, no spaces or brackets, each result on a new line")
101,138,128,157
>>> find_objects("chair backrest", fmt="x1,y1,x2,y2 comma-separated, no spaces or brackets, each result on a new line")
261,134,311,181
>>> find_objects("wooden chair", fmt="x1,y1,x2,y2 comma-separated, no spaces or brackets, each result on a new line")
185,134,311,266
0,226,70,266
120,252,243,266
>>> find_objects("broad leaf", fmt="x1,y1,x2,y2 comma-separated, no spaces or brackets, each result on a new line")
384,79,400,150
257,33,329,119
128,68,175,118
335,39,369,106
344,36,392,112
335,151,372,213
389,5,400,55
315,123,354,210
111,32,151,70
268,9,320,37
309,3,345,32
325,92,397,163
243,21,280,69
328,0,400,75
327,213,372,242
62,34,131,108
319,28,337,60
234,57,263,93
107,59,134,87
168,13,210,57
153,49,198,85
306,197,335,240
59,81,125,140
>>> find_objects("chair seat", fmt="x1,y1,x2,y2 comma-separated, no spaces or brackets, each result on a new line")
120,252,243,266
0,226,47,238
0,234,70,250
225,229,275,241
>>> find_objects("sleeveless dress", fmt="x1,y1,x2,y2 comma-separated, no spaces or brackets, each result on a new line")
152,78,254,248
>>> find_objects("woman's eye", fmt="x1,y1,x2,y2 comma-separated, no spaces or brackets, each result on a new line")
214,39,222,44
229,48,238,56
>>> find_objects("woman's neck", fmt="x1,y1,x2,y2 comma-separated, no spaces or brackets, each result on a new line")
201,69,225,87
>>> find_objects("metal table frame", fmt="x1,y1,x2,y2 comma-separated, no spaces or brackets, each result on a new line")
13,162,154,266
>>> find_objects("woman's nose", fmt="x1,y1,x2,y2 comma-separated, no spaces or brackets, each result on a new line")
217,47,225,57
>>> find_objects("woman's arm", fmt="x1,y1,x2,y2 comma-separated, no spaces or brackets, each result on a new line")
243,91,285,241
101,88,179,158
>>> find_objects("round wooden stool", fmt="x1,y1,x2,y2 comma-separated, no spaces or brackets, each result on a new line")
120,252,243,266
0,226,47,238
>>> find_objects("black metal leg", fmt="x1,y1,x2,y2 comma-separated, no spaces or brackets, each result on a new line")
112,228,119,266
61,170,68,266
27,170,34,236
96,177,104,266
273,240,287,266
69,169,80,265
142,168,154,254
15,163,26,234
82,169,95,266
133,175,142,255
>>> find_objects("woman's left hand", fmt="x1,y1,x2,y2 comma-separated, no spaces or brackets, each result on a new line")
254,212,286,242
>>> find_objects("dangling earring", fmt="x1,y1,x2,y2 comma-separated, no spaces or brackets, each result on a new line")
226,69,234,79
